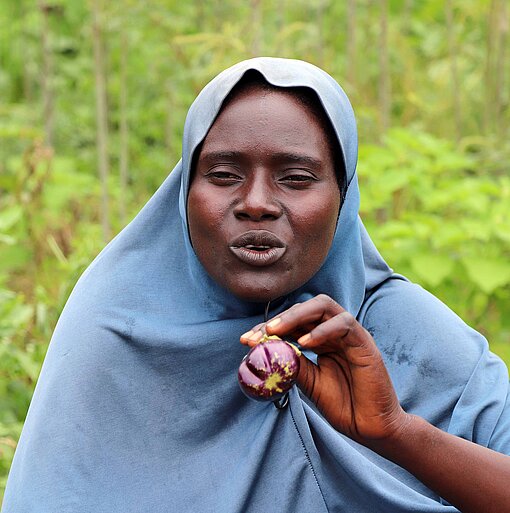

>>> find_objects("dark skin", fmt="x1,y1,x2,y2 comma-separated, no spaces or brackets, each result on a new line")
187,87,340,303
241,297,510,513
188,86,510,512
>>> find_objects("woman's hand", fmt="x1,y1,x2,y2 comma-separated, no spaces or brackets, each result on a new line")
240,294,409,446
242,295,510,513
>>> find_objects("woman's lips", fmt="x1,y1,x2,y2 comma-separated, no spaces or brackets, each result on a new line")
229,230,287,267
230,246,286,266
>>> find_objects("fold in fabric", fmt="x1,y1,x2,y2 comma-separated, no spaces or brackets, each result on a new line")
3,58,509,513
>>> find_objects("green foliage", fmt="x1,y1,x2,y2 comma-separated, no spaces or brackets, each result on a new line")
359,128,510,343
0,0,509,503
0,288,36,495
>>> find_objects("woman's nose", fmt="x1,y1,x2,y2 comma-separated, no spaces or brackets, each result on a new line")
233,175,283,221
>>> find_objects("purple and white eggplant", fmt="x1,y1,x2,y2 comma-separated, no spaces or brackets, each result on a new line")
238,335,301,401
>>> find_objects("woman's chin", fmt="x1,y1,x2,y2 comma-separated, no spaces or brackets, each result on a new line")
231,287,279,304
227,279,296,304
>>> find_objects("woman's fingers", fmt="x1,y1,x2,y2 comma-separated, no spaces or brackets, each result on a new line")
295,353,319,399
300,311,377,356
239,301,310,346
293,312,379,403
239,296,372,359
240,322,266,346
265,295,344,338
263,296,376,361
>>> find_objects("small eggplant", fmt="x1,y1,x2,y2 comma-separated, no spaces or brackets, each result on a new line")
238,335,301,401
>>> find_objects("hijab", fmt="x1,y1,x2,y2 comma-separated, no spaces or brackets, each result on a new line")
3,58,509,513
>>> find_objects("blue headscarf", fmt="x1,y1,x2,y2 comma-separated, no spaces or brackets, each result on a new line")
3,58,509,513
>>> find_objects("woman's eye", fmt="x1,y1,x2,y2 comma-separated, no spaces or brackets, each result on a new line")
280,173,316,186
206,170,242,184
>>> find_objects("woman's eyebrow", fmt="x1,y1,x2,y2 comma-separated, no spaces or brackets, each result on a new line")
272,152,322,167
199,150,240,163
200,150,322,167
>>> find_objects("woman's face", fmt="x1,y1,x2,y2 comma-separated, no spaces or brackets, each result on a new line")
187,86,341,302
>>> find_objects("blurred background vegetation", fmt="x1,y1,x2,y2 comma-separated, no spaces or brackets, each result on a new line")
0,0,509,500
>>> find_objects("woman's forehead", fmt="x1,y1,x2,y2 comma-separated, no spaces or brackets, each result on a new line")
180,58,357,222
219,72,333,128
198,80,345,193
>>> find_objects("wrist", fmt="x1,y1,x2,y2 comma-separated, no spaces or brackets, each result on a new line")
365,412,424,459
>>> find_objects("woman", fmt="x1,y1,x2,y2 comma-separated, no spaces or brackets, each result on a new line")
3,58,510,512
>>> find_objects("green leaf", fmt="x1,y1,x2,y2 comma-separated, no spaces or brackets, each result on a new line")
0,234,16,245
410,253,455,287
0,246,31,273
0,206,22,232
462,258,510,294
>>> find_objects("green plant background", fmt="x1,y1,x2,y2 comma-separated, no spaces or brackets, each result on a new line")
1,0,509,502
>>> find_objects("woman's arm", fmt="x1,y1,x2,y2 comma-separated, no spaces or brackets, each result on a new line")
373,414,510,513
240,294,510,513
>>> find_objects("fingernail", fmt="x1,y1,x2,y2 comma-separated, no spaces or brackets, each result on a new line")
249,330,263,342
266,318,281,328
298,334,311,345
241,330,254,339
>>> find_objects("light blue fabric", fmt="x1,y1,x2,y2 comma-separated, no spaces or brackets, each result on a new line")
3,58,509,512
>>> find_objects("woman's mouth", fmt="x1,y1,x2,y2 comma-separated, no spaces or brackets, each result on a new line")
229,231,287,267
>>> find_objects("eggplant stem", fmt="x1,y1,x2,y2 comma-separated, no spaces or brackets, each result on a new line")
273,393,289,410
